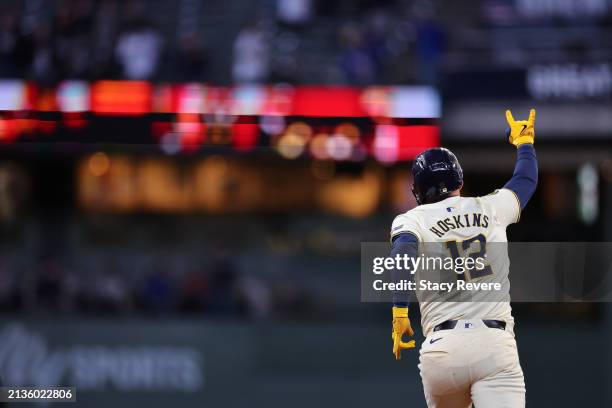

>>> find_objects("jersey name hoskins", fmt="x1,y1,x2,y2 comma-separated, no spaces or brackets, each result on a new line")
429,212,489,238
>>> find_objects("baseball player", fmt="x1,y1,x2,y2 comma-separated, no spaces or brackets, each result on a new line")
389,109,538,407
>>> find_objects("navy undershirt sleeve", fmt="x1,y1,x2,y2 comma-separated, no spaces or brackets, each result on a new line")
503,144,538,209
390,233,419,307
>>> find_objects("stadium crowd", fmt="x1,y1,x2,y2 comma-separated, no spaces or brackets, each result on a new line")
0,0,444,85
0,244,330,319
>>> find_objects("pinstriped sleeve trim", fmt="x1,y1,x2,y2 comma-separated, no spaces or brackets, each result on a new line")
503,188,522,223
390,213,422,243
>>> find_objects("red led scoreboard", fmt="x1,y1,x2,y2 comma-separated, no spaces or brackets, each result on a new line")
0,80,440,162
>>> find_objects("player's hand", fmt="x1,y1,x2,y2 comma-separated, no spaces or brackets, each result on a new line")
505,108,536,147
391,306,416,360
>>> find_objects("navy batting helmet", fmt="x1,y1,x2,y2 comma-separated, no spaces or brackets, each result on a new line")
411,148,463,205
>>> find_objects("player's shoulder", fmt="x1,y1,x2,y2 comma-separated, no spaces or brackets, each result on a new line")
392,205,424,223
390,207,425,241
477,188,521,224
478,188,520,205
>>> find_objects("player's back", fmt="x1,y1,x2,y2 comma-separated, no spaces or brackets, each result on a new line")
391,190,520,335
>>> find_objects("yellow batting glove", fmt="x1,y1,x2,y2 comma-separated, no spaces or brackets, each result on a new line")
505,108,536,147
391,306,415,360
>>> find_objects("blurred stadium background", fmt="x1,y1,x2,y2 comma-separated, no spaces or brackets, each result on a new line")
0,0,610,406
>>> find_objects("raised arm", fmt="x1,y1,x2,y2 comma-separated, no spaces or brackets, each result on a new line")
503,109,538,209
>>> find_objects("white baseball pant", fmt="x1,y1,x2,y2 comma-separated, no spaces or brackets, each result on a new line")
418,319,525,408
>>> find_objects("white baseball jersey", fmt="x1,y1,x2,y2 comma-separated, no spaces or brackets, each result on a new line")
390,189,521,336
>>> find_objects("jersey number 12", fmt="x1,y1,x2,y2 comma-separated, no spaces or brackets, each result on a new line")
445,234,494,281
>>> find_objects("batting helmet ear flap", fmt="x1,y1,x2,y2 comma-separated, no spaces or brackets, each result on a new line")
411,184,422,205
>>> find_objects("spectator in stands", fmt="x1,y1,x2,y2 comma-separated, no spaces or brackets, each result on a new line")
53,0,94,79
115,0,162,80
413,0,445,85
207,251,244,316
29,23,60,84
232,21,269,84
160,31,208,82
91,262,131,314
236,275,271,319
141,265,175,313
179,266,210,313
91,0,120,79
0,10,29,78
338,22,376,85
362,9,392,80
276,0,313,29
